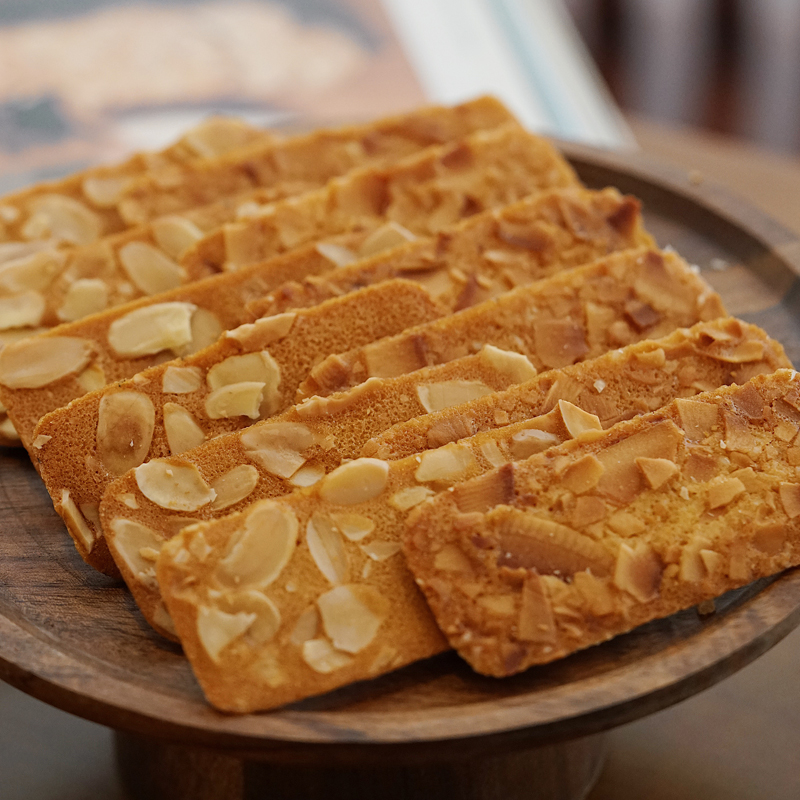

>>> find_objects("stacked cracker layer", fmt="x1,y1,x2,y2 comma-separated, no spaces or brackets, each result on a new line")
0,97,795,714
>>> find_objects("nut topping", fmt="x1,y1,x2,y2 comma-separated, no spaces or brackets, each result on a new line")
224,591,282,646
241,422,316,478
134,460,215,511
0,291,45,329
204,382,266,419
636,457,679,489
57,278,109,322
316,584,388,653
109,517,163,583
226,312,297,349
416,380,494,413
319,458,389,505
119,241,183,296
558,400,602,439
561,454,605,494
518,573,557,643
306,513,349,584
779,483,800,519
162,366,202,394
707,476,746,509
533,319,588,369
493,508,614,578
97,391,155,476
613,541,663,602
302,638,353,673
197,606,256,663
107,302,196,357
358,221,416,257
415,444,477,483
216,501,298,588
23,194,102,245
82,176,131,207
0,335,94,388
59,489,96,552
360,540,402,561
434,544,474,573
675,398,718,440
330,513,375,542
389,485,435,511
363,334,428,379
509,428,560,459
152,216,204,259
478,344,537,383
163,403,206,454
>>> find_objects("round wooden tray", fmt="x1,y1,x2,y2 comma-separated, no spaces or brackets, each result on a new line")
2,145,800,796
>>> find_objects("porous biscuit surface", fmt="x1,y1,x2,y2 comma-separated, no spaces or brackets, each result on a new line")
298,248,725,400
100,345,537,633
181,123,579,275
403,370,800,677
146,325,782,711
33,280,443,575
365,318,788,460
246,187,652,320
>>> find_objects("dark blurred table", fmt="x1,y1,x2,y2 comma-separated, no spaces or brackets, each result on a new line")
1,119,800,800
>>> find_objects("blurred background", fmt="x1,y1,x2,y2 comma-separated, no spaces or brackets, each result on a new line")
1,0,797,192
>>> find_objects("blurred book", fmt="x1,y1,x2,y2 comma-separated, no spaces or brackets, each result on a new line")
0,0,632,191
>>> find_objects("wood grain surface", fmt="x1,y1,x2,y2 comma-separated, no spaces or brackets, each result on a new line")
1,145,800,766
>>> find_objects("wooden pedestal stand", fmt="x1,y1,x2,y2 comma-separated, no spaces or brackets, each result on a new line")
2,147,800,800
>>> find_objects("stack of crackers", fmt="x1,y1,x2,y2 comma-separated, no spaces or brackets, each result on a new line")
0,97,797,713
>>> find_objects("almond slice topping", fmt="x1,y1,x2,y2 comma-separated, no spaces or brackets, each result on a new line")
0,335,94,388
134,460,215,511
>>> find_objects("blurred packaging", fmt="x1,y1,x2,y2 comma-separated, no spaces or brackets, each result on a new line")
0,0,631,190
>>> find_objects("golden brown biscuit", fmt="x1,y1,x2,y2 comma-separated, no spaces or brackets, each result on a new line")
404,370,800,677
297,248,725,400
246,187,653,320
105,318,778,639
179,123,579,275
32,280,444,575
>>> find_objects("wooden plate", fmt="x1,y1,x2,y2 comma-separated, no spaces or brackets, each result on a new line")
1,144,800,764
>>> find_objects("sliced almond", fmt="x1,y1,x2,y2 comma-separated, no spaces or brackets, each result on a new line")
415,443,477,483
241,421,316,478
224,591,281,646
209,465,259,511
509,428,560,459
118,241,183,296
181,308,224,356
162,365,202,394
434,544,473,574
478,344,537,383
216,500,298,588
288,463,325,487
0,335,94,389
452,464,515,513
358,221,416,257
607,511,646,536
319,458,389,505
315,242,357,267
197,605,256,663
572,495,606,527
206,351,281,416
518,573,557,643
59,489,96,552
163,403,206,455
480,440,509,468
226,312,296,349
558,400,602,439
316,584,388,653
596,421,683,504
109,517,163,583
613,541,663,602
107,302,196,357
57,278,109,322
707,476,746,509
204,381,265,419
152,216,204,259
134,460,215,511
493,508,614,578
389,485,435,511
301,637,353,673
360,540,402,561
330,512,375,542
0,291,45,329
779,483,800,519
306,513,349,585
675,398,718,440
636,457,679,489
416,381,494,413
561,454,605,494
0,249,63,292
96,391,155,476
477,594,516,616
534,319,588,369
290,606,320,645
23,194,102,245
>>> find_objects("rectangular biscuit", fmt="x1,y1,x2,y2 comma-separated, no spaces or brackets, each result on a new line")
297,248,725,401
245,187,652,321
0,97,520,340
101,318,784,639
152,356,796,713
99,345,539,633
0,116,271,246
179,124,579,274
403,370,800,678
0,126,582,447
32,280,444,575
364,317,789,460
116,96,518,225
